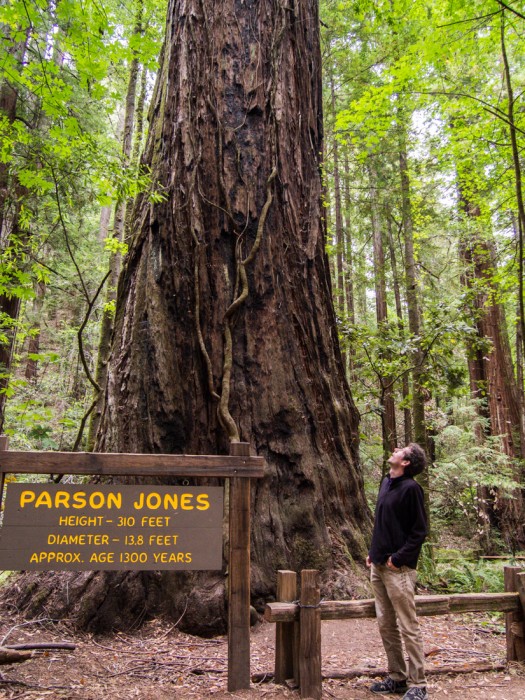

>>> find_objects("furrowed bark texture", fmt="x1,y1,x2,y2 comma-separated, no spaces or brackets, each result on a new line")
7,0,370,635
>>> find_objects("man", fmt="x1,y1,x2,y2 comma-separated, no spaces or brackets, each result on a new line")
366,443,429,700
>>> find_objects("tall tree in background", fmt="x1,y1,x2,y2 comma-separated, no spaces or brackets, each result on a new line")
0,20,29,431
87,0,146,448
458,187,525,549
368,158,397,461
12,0,371,634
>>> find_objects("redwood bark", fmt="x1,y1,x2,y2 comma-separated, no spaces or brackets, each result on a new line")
459,198,525,550
8,0,370,635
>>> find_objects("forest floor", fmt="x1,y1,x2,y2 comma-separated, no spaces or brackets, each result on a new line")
0,606,524,699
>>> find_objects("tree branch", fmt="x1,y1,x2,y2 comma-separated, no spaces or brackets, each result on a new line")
495,0,525,22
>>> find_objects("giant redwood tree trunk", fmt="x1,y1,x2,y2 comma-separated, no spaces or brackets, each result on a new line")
7,0,371,635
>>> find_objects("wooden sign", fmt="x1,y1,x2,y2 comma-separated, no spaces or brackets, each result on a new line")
0,484,223,571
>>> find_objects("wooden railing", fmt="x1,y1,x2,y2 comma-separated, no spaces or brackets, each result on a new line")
264,566,525,700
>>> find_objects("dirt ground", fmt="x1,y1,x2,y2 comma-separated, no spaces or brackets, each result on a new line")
1,607,524,700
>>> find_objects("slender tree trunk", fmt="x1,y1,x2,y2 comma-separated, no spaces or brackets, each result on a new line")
369,162,388,327
0,76,18,241
8,0,371,636
342,153,355,321
459,194,525,550
500,15,525,480
501,13,525,365
330,77,344,305
398,134,427,454
87,2,143,449
24,280,46,382
98,207,112,242
342,151,356,379
0,31,30,430
0,293,21,432
386,211,412,444
124,65,148,242
368,160,396,460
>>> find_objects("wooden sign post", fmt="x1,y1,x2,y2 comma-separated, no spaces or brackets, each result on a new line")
0,439,264,692
228,441,252,690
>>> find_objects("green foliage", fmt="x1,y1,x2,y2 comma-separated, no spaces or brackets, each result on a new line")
0,571,13,587
4,347,98,451
430,400,522,545
427,558,505,594
0,0,168,432
104,238,129,256
321,0,525,555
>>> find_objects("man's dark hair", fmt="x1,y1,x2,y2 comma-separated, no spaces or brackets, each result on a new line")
404,442,427,477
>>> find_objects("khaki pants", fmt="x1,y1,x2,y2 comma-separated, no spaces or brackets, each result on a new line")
371,563,427,688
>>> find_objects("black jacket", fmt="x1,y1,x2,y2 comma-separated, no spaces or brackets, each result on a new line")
368,474,427,569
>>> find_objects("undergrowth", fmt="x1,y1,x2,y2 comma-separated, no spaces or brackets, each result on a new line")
417,548,519,593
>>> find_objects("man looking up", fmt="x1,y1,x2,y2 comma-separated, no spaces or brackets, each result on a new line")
366,443,429,700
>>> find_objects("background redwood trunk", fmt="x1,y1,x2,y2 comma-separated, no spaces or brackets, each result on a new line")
459,196,525,551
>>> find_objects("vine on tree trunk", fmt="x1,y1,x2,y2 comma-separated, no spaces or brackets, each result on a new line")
194,167,277,443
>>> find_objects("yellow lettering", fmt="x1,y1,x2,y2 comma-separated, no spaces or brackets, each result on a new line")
72,492,87,509
20,491,36,507
146,493,161,509
133,493,145,509
35,492,52,508
163,493,178,509
107,492,122,509
196,494,210,510
31,552,82,563
89,492,105,509
180,494,193,510
140,516,170,526
54,491,70,508
90,552,114,563
148,534,178,546
152,552,192,563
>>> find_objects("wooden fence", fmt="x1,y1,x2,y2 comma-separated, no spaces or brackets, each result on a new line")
264,567,525,700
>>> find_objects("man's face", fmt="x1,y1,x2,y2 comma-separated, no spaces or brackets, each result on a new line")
388,446,410,476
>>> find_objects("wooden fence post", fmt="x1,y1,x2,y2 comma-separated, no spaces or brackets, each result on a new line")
275,570,298,685
228,442,251,691
504,566,525,662
515,571,525,663
299,569,322,700
0,435,8,512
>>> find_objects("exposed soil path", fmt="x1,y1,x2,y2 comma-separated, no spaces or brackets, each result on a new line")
0,609,524,699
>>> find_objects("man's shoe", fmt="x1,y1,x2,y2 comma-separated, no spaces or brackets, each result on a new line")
402,687,428,700
369,677,408,694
